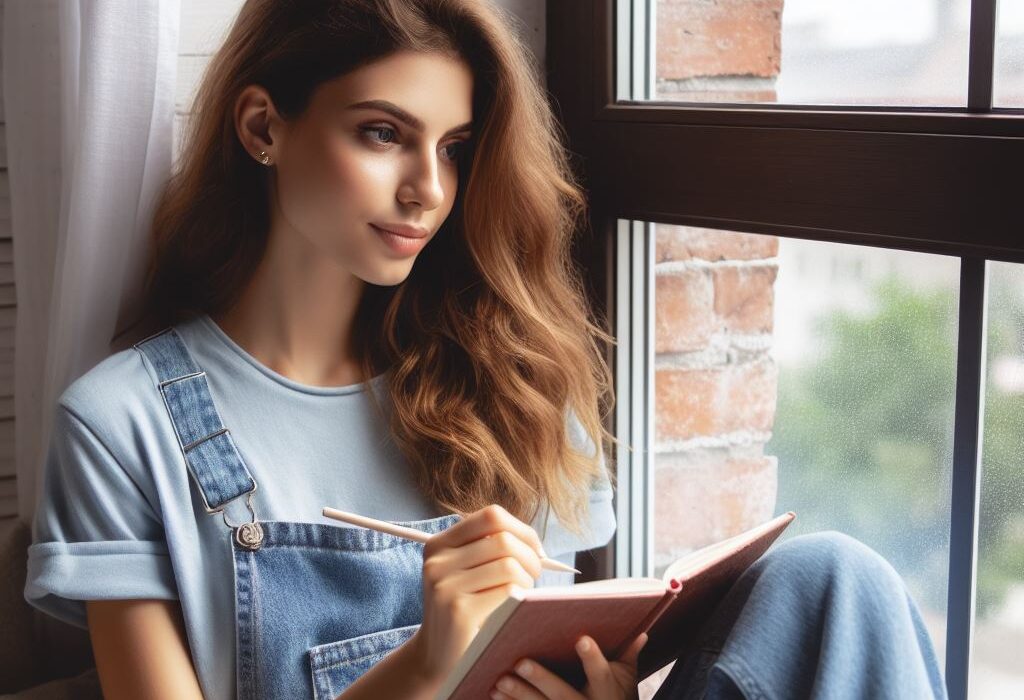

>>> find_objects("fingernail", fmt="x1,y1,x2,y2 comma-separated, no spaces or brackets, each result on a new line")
516,660,533,677
576,636,590,653
537,544,548,558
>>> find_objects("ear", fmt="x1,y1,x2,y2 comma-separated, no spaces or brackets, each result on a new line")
234,84,285,162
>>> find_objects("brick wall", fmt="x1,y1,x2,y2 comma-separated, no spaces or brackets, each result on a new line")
647,1,784,575
653,227,780,570
656,0,783,102
642,224,781,697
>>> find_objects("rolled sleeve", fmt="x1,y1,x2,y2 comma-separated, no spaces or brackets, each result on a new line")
24,403,177,629
26,540,177,629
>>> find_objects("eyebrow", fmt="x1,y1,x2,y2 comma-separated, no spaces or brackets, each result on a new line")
346,99,473,136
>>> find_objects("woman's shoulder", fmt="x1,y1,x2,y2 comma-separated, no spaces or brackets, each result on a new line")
55,340,169,450
58,315,206,418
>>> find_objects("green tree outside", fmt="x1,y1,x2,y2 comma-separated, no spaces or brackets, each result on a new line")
767,270,1024,618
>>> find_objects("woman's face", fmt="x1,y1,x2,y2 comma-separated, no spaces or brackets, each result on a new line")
255,50,474,287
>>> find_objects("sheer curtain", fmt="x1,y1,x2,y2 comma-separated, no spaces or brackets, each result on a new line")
4,0,180,523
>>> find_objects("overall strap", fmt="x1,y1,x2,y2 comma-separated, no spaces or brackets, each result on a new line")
132,326,262,544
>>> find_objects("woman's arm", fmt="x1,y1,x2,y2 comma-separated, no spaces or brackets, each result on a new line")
86,599,205,699
335,629,441,700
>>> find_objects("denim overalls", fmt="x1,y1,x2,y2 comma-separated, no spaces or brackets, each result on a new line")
134,326,463,699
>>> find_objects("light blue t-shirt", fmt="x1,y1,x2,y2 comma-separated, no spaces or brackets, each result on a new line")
25,312,616,700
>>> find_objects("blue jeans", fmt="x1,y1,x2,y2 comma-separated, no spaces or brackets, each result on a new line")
650,531,948,699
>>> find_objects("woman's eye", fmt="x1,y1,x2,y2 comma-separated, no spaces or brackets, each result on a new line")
361,125,465,163
442,142,464,162
361,125,398,145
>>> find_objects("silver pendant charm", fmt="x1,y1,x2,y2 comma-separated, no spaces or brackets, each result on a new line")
235,522,264,550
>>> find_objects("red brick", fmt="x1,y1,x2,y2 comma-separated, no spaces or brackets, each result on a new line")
656,225,779,263
655,361,778,442
652,452,779,557
656,0,784,81
713,265,778,334
655,269,714,353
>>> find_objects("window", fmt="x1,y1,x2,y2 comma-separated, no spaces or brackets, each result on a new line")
994,1,1024,107
974,261,1024,697
548,2,1023,698
654,0,974,107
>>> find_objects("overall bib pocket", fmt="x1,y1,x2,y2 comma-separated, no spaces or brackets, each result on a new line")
308,622,422,700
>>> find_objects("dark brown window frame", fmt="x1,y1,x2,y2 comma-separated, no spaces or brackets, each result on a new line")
547,2,1022,699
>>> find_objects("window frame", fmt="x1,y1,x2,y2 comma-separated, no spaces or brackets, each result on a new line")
548,2,1020,698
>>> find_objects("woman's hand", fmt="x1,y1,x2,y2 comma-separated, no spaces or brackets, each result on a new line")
410,504,547,684
489,631,649,700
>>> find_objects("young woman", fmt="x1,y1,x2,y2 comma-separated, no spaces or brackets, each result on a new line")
24,1,948,699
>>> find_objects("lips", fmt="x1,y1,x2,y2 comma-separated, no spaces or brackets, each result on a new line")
371,223,429,239
372,223,430,256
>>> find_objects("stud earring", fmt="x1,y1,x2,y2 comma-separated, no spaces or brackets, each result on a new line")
257,150,271,165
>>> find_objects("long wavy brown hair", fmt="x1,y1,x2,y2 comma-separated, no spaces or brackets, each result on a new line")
121,0,620,540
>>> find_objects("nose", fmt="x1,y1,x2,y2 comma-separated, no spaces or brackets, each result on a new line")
397,145,446,211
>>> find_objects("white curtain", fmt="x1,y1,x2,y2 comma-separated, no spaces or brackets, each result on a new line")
5,0,181,523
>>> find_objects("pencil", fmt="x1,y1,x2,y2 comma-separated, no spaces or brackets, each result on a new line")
321,506,582,575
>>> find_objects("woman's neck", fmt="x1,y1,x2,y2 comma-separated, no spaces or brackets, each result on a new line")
209,241,371,388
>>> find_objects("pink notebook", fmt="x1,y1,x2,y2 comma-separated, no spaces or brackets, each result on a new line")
433,510,796,699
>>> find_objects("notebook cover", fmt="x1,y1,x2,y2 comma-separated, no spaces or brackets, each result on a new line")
438,585,676,699
434,510,795,697
635,510,796,681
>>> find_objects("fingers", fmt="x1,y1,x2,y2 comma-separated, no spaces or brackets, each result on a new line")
425,529,544,596
490,671,547,700
472,581,529,614
493,658,585,700
441,554,537,594
617,632,649,666
428,504,546,560
437,529,545,580
574,635,616,693
492,635,647,700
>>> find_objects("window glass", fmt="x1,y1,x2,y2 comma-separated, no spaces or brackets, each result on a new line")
994,0,1024,107
650,227,957,674
652,0,971,106
969,261,1024,698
